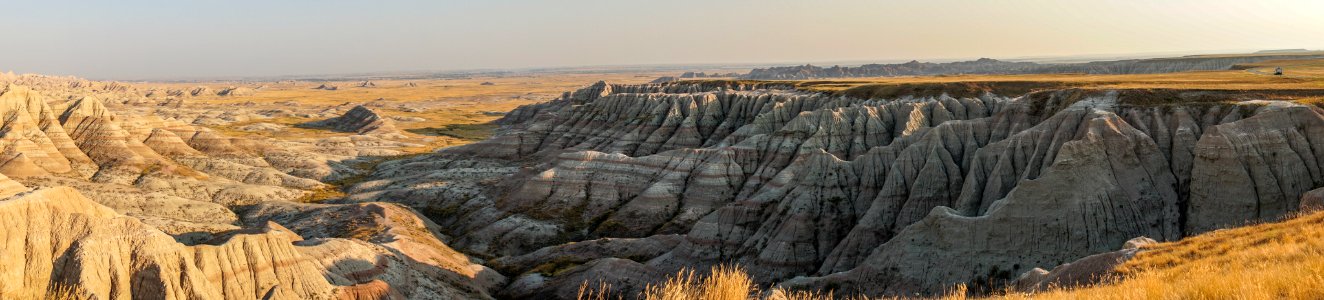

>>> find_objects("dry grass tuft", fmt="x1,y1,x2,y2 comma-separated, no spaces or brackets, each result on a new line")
641,265,755,300
579,265,971,300
578,280,621,300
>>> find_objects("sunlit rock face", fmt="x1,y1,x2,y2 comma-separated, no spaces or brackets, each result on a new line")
0,75,505,300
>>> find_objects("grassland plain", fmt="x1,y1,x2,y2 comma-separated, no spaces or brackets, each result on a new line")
151,71,684,149
141,71,693,203
683,58,1324,105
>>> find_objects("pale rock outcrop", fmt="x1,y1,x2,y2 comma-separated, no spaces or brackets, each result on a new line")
0,187,338,299
0,84,93,175
0,153,49,178
61,95,184,182
0,186,500,299
241,201,506,298
0,173,28,198
143,128,205,157
1,77,347,211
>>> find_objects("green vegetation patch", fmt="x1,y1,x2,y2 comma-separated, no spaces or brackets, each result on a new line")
405,123,499,141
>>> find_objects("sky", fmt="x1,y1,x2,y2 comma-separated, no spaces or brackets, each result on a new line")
2,0,1322,80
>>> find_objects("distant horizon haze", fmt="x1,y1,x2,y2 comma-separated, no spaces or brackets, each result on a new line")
2,0,1321,80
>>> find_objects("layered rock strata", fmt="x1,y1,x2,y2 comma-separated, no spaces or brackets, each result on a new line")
348,81,1324,298
0,76,501,299
0,187,495,299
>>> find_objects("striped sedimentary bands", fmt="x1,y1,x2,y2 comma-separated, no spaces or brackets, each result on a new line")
348,81,1324,298
0,77,508,299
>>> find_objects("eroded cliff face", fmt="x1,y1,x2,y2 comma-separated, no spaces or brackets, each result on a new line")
0,186,503,299
346,81,1324,298
0,76,506,299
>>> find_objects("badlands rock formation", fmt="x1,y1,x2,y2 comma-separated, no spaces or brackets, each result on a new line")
741,54,1324,79
346,81,1324,297
0,75,502,299
0,185,498,299
8,68,1323,298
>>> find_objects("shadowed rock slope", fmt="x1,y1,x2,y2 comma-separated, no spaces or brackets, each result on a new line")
345,81,1324,298
305,105,404,137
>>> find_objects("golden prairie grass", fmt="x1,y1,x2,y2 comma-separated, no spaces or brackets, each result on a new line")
992,209,1324,300
641,265,755,300
574,266,756,300
675,58,1324,101
164,72,677,151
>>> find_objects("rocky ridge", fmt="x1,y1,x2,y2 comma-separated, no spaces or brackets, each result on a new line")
346,81,1324,298
0,75,504,299
0,185,498,299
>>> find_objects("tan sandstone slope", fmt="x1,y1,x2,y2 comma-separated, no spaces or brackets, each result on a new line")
0,175,501,299
0,75,506,299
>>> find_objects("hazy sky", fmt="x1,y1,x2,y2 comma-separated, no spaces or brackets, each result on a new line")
2,0,1322,80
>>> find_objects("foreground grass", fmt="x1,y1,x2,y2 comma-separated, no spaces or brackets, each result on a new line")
583,209,1324,300
997,209,1324,300
576,265,967,300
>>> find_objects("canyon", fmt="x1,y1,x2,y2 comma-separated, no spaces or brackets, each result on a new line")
341,78,1324,298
